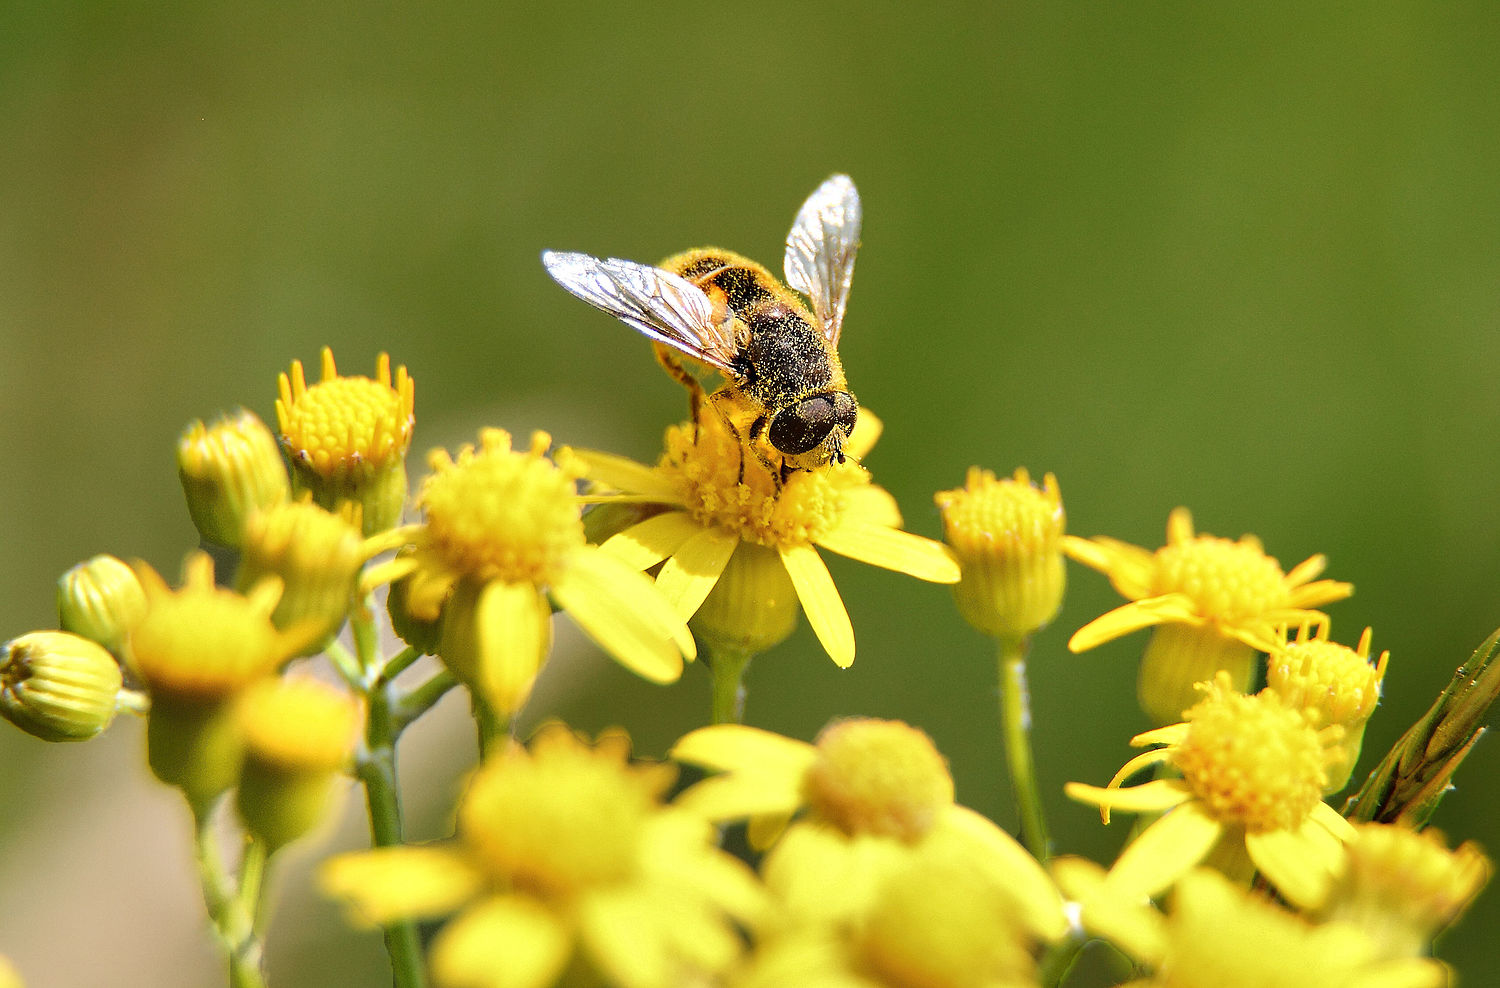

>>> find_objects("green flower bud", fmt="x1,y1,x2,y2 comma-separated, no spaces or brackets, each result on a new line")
57,554,146,656
178,409,291,548
238,498,367,656
0,631,122,742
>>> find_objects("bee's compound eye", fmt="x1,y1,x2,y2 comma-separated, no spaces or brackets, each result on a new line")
768,392,858,456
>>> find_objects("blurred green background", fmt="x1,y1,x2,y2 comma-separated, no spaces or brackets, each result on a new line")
3,3,1498,985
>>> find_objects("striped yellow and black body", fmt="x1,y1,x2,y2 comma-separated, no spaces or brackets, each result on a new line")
541,174,864,483
661,248,858,476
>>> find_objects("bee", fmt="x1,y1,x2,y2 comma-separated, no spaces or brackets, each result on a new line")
542,174,862,482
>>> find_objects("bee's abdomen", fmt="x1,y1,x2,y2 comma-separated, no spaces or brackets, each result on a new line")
740,305,834,393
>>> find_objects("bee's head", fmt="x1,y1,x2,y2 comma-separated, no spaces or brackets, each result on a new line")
768,391,859,465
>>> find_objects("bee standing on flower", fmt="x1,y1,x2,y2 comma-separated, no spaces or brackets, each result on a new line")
542,174,862,483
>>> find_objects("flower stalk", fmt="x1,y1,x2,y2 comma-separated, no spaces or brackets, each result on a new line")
999,634,1051,861
709,644,754,725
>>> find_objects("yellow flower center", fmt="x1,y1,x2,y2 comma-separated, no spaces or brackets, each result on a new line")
418,430,585,585
276,349,415,481
1172,681,1328,833
935,466,1064,560
459,727,673,899
802,718,955,843
660,418,851,547
129,565,290,700
1152,536,1288,625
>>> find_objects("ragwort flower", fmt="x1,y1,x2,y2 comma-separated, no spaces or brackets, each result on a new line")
276,348,415,535
1267,624,1389,793
375,429,694,718
671,718,1066,944
1067,507,1353,724
573,409,958,668
322,723,764,988
1065,674,1355,909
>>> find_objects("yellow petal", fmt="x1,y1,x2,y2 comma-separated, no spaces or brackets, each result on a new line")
471,580,551,716
1129,723,1190,748
552,548,692,683
675,772,807,822
814,523,960,583
1106,802,1223,898
839,483,902,528
779,543,854,668
1063,535,1156,600
1064,779,1192,824
746,811,794,851
940,805,1068,942
577,886,673,988
847,407,883,459
671,723,819,775
761,824,906,925
601,510,701,570
570,448,685,502
1050,855,1166,967
320,846,483,926
1067,595,1200,652
1245,813,1347,910
430,895,571,988
657,526,740,617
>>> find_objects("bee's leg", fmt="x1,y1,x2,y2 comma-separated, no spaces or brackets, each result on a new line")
652,344,705,438
744,413,788,490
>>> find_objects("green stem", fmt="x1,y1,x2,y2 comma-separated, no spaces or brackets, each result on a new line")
237,837,269,939
997,634,1051,861
381,644,423,682
357,673,427,988
192,807,267,988
472,696,510,758
325,638,363,688
393,667,458,733
708,645,754,725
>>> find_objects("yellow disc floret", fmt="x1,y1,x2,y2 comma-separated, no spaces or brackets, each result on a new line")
459,724,675,900
661,416,849,548
418,429,585,587
1151,534,1289,627
1172,677,1330,833
802,718,955,843
276,348,415,481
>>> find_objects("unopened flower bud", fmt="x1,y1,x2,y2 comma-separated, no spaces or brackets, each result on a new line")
238,498,367,656
1267,625,1388,793
56,554,146,656
178,409,291,548
0,631,122,742
935,467,1066,641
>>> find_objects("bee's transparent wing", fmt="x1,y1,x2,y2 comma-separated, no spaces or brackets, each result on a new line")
783,174,861,345
541,250,739,373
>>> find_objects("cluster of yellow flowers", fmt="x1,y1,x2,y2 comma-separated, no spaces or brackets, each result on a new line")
0,348,1491,988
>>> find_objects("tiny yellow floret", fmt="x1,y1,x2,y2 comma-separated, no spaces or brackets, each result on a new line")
935,466,1066,640
1267,624,1388,792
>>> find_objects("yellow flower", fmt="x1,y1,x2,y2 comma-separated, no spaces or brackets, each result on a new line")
1055,862,1450,988
276,348,415,535
322,724,764,988
1065,674,1355,909
573,409,958,668
736,845,1040,988
375,429,694,717
1267,624,1389,792
935,466,1067,640
127,552,324,806
1316,822,1490,961
671,718,1066,943
236,676,361,852
1066,507,1353,724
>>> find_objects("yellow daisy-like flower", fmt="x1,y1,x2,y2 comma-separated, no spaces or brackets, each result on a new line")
1267,624,1389,793
1066,507,1353,724
573,409,959,668
1065,673,1355,909
671,718,1067,944
1054,861,1449,988
322,723,765,988
127,552,324,806
276,348,416,535
1316,822,1490,961
376,429,694,717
